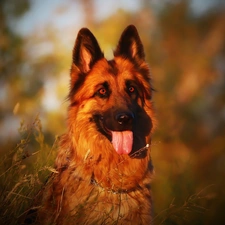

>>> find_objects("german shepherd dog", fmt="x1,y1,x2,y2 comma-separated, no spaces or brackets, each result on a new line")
27,25,156,225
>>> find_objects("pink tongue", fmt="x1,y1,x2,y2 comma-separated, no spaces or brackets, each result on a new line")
111,131,133,155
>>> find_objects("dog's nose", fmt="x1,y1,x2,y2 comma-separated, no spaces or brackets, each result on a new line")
116,112,134,126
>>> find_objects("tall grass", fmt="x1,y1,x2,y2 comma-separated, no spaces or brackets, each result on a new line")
0,116,57,225
152,187,209,225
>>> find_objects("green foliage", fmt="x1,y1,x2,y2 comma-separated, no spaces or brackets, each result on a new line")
0,117,57,225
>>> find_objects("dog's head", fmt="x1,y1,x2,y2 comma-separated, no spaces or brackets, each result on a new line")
68,25,155,159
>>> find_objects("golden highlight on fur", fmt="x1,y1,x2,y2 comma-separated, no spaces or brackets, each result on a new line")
24,25,156,225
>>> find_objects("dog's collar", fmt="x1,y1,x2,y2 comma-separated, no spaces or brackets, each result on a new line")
90,177,141,194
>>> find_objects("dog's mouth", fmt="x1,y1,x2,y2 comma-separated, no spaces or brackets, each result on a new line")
111,130,133,155
93,114,135,155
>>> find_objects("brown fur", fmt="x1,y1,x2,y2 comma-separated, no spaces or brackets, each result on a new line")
30,25,156,225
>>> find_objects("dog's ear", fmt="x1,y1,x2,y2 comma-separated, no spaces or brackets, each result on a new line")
72,28,104,73
114,25,145,61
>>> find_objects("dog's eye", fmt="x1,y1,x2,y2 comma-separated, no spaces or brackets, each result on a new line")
127,84,139,100
95,82,110,98
128,86,135,93
98,88,107,96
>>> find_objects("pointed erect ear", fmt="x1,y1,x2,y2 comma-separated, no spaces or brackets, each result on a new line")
72,28,104,73
114,25,145,61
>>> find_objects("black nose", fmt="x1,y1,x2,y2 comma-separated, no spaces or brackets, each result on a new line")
116,112,134,126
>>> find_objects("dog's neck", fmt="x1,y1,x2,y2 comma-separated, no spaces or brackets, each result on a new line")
90,177,142,194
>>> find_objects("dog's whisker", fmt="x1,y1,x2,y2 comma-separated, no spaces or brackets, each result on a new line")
130,143,150,158
136,143,150,153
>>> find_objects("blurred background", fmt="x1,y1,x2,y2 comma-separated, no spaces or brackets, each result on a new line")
0,0,225,224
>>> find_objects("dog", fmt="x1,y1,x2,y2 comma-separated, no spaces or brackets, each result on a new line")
26,25,156,225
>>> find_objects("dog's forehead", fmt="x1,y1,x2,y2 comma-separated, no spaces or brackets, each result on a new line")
88,57,136,83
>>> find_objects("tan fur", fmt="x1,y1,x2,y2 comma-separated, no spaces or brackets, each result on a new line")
32,25,156,225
